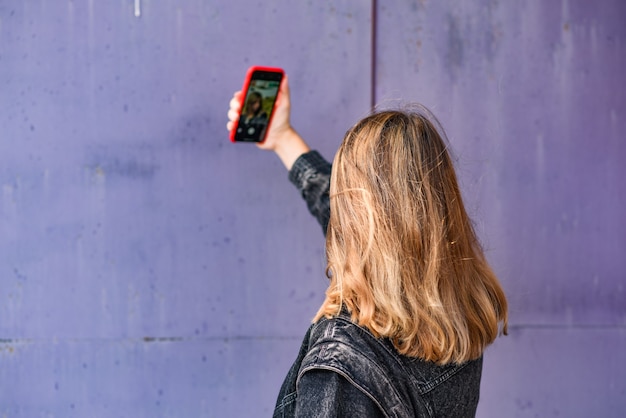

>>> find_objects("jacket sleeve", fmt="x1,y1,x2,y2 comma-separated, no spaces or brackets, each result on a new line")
288,151,332,236
295,369,385,418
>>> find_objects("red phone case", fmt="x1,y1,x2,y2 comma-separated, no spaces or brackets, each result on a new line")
230,66,284,143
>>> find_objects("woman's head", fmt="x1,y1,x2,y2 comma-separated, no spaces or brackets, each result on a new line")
244,92,263,115
317,108,508,364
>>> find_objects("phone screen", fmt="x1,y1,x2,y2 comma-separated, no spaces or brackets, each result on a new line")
233,70,283,142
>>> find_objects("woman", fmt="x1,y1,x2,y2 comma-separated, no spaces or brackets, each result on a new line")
241,91,268,126
227,76,508,417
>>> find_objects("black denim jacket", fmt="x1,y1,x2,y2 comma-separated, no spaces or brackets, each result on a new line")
274,151,483,417
287,150,332,234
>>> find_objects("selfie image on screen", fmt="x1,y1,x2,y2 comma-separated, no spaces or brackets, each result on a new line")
236,79,280,142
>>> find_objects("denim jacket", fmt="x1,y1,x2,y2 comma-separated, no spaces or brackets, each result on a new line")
275,151,483,417
273,310,482,417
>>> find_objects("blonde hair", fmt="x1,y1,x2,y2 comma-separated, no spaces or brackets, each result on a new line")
315,108,508,364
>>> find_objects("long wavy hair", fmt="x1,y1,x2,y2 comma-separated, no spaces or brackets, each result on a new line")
315,108,508,364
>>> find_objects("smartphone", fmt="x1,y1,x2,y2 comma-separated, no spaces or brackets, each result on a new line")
230,66,284,143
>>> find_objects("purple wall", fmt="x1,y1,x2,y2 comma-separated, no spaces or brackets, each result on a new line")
1,0,624,416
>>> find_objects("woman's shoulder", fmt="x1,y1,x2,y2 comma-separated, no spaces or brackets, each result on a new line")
299,315,414,416
298,312,483,416
305,312,482,394
303,313,406,381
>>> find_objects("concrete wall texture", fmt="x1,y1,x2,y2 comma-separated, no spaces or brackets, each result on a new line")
1,0,624,416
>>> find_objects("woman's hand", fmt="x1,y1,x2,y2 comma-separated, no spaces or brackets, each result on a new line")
227,75,310,170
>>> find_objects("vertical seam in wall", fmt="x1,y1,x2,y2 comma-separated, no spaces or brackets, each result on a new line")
371,0,377,111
